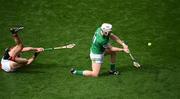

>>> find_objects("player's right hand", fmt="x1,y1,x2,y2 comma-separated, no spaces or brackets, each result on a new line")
123,48,129,53
36,48,44,52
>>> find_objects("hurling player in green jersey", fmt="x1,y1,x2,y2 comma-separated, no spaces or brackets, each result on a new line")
71,23,129,77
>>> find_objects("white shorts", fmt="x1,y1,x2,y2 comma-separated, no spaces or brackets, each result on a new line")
90,52,104,64
1,58,13,72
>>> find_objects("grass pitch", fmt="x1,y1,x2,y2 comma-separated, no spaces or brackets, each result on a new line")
0,0,179,99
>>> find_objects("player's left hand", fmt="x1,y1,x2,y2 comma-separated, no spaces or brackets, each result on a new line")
122,44,129,53
123,48,129,53
36,48,44,52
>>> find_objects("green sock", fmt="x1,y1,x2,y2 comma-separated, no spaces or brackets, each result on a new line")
74,70,84,76
110,63,116,71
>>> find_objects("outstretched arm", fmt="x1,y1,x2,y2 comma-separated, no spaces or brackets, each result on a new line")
22,47,44,52
109,33,129,53
110,33,125,46
106,44,124,52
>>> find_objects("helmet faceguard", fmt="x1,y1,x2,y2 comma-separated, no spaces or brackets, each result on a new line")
101,23,112,36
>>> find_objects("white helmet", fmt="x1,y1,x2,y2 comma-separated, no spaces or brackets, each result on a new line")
101,23,112,32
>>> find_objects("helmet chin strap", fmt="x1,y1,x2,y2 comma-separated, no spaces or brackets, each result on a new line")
100,29,104,35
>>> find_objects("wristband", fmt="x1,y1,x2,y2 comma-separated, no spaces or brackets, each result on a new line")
122,43,126,46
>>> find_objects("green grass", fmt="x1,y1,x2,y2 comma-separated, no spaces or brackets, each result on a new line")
0,0,180,99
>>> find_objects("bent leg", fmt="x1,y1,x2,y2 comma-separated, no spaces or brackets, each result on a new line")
9,61,24,71
9,33,24,59
72,63,101,77
83,63,101,77
105,49,117,63
105,49,117,71
105,49,119,75
71,53,103,77
9,53,40,71
14,57,28,64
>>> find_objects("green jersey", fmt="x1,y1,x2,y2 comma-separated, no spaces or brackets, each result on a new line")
90,27,109,54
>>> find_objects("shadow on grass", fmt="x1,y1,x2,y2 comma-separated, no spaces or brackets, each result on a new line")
100,65,134,77
14,62,71,74
100,63,168,77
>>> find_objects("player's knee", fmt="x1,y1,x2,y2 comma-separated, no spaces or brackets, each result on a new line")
26,60,32,65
